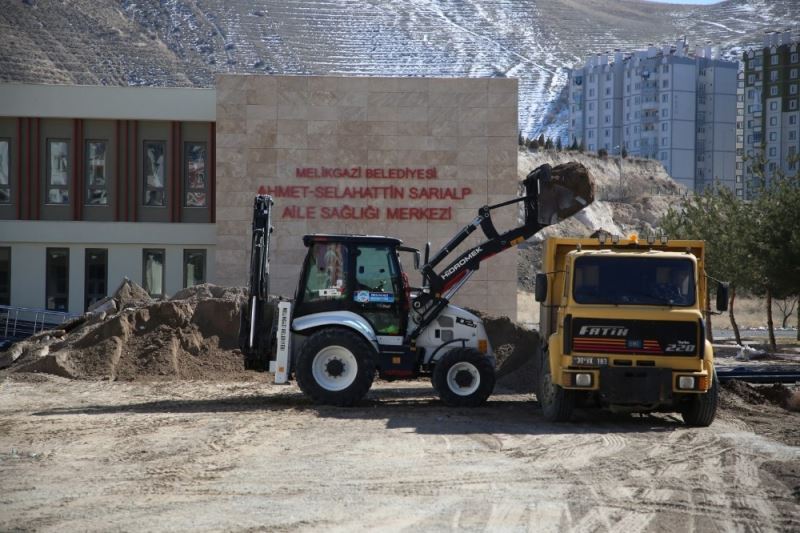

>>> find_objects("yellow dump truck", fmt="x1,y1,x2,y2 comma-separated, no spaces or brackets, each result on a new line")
534,234,728,426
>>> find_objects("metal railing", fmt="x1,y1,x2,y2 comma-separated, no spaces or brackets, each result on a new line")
0,305,79,343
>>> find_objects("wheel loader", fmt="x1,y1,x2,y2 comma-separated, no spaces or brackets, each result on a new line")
238,163,594,406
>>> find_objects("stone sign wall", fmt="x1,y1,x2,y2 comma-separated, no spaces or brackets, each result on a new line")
215,74,518,318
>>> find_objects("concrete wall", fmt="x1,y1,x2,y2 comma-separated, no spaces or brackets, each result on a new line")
215,74,519,317
1,220,215,313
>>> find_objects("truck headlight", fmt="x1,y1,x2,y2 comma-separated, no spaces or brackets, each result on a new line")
678,376,696,390
575,373,592,387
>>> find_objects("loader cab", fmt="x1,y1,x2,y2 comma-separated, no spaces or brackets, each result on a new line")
294,235,409,336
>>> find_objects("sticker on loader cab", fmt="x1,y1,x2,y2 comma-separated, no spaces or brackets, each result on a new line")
319,288,341,297
354,291,395,304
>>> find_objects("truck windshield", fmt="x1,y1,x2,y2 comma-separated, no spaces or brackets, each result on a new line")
572,256,696,307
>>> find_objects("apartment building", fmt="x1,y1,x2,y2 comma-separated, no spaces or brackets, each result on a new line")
740,31,800,198
569,43,738,191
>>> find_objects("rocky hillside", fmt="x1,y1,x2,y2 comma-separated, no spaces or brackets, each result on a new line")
517,149,684,289
3,0,799,136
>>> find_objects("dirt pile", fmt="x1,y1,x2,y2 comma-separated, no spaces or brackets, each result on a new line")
1,280,249,381
473,311,540,393
722,380,800,413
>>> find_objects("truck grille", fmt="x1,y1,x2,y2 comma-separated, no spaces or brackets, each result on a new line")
571,318,700,357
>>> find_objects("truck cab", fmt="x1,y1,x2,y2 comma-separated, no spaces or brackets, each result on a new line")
535,235,727,426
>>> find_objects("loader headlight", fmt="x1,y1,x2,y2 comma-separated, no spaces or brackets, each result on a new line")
575,373,592,387
678,376,696,390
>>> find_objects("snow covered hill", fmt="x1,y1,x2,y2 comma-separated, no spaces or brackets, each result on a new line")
2,0,798,137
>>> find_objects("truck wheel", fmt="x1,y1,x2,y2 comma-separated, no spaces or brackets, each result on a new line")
433,348,495,407
680,370,718,427
538,353,575,422
295,328,375,407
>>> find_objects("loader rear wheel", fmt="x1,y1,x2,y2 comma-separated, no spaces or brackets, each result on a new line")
295,328,375,406
538,353,575,422
433,348,495,407
680,370,718,427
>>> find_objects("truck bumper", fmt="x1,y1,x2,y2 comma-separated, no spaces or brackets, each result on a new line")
560,367,711,405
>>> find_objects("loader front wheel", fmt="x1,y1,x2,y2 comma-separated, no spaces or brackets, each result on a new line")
433,348,495,407
295,328,375,406
538,353,575,422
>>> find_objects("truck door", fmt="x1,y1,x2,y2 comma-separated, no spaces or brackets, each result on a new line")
353,244,406,336
294,241,350,317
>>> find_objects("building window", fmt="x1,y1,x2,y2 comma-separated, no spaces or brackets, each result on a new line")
791,100,798,111
660,151,667,161
605,87,610,95
588,89,594,97
588,102,594,111
792,53,799,63
770,101,778,111
770,70,779,82
661,94,668,103
143,141,166,207
661,137,668,146
0,247,9,305
663,65,670,73
84,249,107,311
46,248,69,311
0,139,9,204
183,250,206,288
604,129,610,137
85,141,108,206
791,85,798,95
589,144,595,151
661,108,668,118
771,55,779,66
143,249,166,298
604,116,610,124
769,147,777,157
184,142,208,208
47,140,70,205
769,132,777,141
790,130,797,141
662,80,669,88
748,74,755,84
588,130,594,138
770,86,778,96
604,101,610,109
792,69,799,79
770,117,778,126
791,116,798,125
661,123,668,132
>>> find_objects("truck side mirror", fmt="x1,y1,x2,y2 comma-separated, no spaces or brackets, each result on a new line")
716,282,729,312
424,242,430,265
535,273,548,302
413,250,420,270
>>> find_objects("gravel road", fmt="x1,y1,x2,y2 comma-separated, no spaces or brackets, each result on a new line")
1,375,798,532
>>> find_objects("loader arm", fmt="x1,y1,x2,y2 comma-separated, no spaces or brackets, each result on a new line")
409,163,593,342
238,194,276,370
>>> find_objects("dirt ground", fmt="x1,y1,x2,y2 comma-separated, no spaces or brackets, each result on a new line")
1,375,798,532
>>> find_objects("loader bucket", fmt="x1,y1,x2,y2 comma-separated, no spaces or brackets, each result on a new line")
528,162,595,226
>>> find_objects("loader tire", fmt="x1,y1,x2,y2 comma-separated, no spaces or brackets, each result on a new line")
680,370,718,427
433,348,495,407
295,328,375,407
538,352,575,422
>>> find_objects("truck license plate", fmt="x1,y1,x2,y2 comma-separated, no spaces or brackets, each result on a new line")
572,356,608,367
